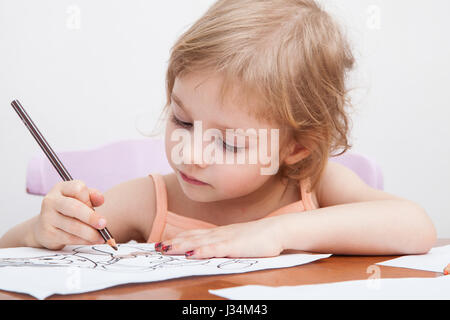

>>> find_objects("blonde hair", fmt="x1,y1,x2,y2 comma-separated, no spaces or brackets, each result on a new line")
158,0,355,191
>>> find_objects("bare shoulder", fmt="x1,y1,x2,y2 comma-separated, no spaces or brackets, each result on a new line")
95,176,157,243
316,160,404,208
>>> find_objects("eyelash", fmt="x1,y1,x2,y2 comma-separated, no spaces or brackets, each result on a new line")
169,114,243,153
170,113,192,129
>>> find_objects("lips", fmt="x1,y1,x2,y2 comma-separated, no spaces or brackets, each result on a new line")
179,170,208,185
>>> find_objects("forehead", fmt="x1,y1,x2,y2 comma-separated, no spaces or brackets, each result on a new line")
172,72,275,130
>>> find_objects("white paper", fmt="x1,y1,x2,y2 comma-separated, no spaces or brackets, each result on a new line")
0,243,331,299
376,244,450,273
209,276,450,300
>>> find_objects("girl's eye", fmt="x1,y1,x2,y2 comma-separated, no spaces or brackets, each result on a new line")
171,113,244,154
224,143,240,153
170,114,192,129
218,137,244,153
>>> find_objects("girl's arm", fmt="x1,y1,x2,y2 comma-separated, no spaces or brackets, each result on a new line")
0,177,156,249
278,161,437,255
161,161,436,258
90,177,157,244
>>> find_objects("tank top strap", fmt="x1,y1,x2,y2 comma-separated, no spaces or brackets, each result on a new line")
147,173,168,243
300,177,316,211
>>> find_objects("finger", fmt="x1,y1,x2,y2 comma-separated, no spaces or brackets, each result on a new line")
186,242,230,259
53,226,101,246
161,235,220,255
159,229,214,253
54,196,107,229
53,214,105,244
88,188,104,207
59,180,91,206
156,237,187,254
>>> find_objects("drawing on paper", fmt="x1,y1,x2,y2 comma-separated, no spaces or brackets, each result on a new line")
0,244,258,273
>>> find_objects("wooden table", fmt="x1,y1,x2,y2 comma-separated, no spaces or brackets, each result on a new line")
0,240,448,300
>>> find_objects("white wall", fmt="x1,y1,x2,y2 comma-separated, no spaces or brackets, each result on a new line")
1,0,449,238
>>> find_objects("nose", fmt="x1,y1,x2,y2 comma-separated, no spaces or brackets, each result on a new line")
178,140,210,168
195,160,209,169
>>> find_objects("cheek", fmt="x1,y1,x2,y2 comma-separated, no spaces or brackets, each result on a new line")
164,124,178,167
213,162,269,196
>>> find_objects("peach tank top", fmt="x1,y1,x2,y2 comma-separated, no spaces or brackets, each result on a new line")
147,173,317,243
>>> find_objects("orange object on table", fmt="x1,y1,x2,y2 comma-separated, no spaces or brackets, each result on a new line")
444,263,450,275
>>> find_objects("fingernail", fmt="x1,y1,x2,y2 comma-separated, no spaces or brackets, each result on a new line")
97,218,106,229
185,250,194,257
155,242,162,250
162,245,172,253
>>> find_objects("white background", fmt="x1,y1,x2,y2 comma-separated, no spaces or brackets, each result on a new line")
0,0,449,238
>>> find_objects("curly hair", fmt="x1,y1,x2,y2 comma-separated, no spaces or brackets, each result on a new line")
160,0,355,191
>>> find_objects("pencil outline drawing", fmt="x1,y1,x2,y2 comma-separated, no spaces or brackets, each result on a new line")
0,244,258,273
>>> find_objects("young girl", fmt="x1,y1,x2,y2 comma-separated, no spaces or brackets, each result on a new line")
0,0,436,258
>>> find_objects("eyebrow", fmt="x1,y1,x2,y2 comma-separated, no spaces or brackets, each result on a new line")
171,93,231,130
171,93,189,114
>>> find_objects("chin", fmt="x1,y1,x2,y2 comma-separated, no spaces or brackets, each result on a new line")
181,189,213,203
176,177,212,202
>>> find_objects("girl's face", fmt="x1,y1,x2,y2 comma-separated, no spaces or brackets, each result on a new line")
165,71,285,203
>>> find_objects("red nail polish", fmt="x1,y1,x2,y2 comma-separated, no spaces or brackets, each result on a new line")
185,250,194,257
162,245,172,252
155,242,162,250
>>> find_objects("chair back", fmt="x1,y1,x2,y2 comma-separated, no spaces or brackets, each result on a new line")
26,138,383,195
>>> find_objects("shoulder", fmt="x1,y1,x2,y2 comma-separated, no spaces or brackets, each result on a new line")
316,160,403,208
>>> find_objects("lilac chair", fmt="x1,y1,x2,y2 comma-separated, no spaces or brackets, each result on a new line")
26,138,172,195
26,138,383,196
329,152,384,190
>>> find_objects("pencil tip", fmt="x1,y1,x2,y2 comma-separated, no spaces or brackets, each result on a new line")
107,238,118,251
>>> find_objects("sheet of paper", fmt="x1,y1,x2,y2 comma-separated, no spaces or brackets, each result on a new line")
0,243,331,299
209,276,450,300
376,244,450,273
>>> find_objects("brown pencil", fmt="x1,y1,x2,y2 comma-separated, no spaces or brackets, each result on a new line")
11,99,118,251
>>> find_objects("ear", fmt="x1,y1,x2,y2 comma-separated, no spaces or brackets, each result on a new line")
283,143,310,165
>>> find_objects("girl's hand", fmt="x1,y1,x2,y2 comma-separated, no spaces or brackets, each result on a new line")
30,180,107,250
156,217,284,259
